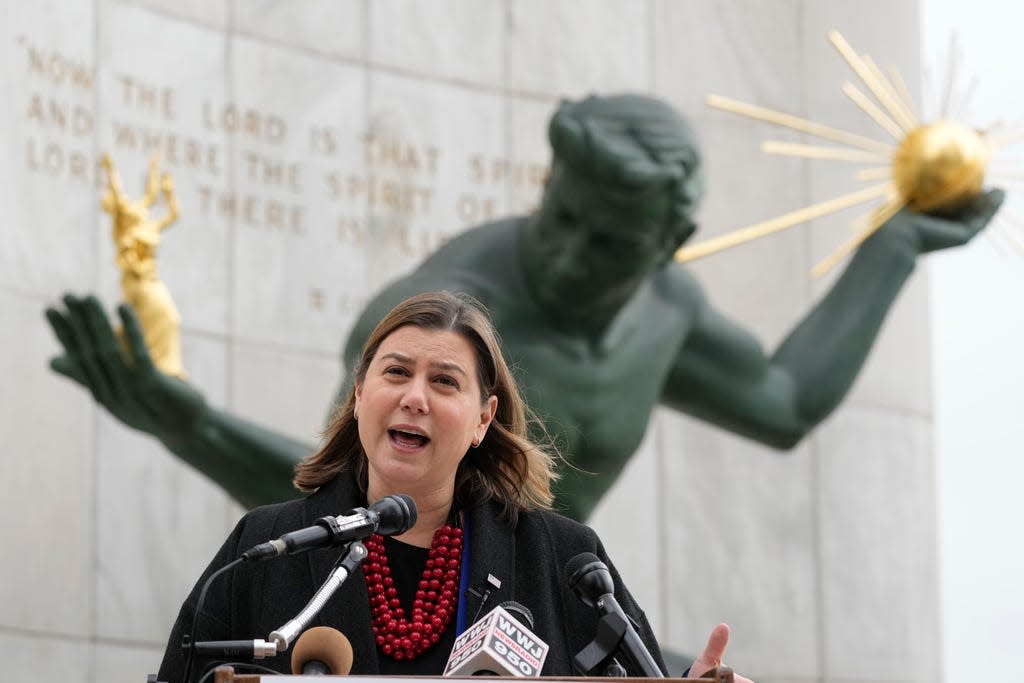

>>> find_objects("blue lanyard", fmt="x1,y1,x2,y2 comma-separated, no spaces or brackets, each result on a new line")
455,507,472,636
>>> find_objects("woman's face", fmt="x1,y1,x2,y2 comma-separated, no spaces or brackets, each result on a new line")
355,325,497,501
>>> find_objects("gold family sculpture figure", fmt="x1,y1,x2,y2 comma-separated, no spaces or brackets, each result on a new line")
45,33,1005,521
100,153,184,378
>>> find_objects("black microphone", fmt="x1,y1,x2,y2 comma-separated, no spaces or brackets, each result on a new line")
291,626,354,675
241,494,417,561
189,639,277,659
443,601,549,677
566,552,664,678
499,600,535,631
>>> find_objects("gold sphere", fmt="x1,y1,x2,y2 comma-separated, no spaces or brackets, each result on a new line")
891,120,990,214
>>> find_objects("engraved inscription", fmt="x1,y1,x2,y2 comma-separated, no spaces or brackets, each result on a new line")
308,125,342,157
202,100,287,144
13,35,550,320
306,288,372,316
25,140,104,184
469,155,547,189
111,123,221,174
364,135,439,173
336,216,368,246
26,94,94,136
326,172,434,213
245,152,301,192
118,75,175,120
21,37,93,91
19,37,101,185
456,194,497,222
197,186,305,235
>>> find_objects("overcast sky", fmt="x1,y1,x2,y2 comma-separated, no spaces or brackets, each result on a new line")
920,1,1024,679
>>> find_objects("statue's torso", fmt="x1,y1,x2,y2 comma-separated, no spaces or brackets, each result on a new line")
493,298,690,464
354,218,700,469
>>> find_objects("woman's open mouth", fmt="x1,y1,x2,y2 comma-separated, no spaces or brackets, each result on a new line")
389,428,430,450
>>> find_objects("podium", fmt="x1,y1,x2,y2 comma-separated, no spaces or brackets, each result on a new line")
210,666,736,683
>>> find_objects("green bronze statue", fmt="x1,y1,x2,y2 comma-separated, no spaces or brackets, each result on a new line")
45,94,1003,520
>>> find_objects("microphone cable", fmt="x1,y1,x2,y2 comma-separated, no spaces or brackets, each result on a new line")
182,557,243,683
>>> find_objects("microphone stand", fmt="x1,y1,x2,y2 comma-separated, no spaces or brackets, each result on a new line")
573,610,629,675
566,553,664,678
603,657,628,677
268,540,368,651
190,540,368,666
573,609,662,677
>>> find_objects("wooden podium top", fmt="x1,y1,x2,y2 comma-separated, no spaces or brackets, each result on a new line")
211,665,735,683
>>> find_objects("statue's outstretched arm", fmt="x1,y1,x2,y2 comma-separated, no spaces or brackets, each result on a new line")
45,294,305,507
663,189,1004,449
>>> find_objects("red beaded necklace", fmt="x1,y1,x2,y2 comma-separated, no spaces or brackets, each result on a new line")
364,524,463,660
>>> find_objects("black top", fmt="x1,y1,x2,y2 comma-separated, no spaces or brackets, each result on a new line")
158,470,666,682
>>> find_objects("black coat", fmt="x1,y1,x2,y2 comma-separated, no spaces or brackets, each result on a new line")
158,472,666,681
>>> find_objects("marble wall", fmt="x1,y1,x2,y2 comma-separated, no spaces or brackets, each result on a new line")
0,1,932,682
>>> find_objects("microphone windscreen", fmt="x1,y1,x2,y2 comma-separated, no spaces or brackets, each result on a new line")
565,552,614,606
373,494,418,535
498,600,535,630
291,626,354,675
564,552,601,579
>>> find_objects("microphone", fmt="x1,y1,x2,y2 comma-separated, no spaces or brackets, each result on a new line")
241,494,417,561
443,602,549,677
189,639,277,659
566,552,664,678
291,626,354,675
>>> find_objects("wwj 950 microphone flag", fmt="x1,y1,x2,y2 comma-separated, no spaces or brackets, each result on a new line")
241,494,417,561
443,602,549,677
566,552,664,678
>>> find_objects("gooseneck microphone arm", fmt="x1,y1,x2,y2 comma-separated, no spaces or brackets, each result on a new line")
186,495,415,682
566,552,664,678
268,540,368,651
188,543,368,672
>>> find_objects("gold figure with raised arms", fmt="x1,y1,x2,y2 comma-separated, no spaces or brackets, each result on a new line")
101,152,184,377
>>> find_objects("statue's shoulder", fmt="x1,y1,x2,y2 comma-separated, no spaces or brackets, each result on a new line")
651,262,708,312
342,217,527,364
415,216,527,299
424,216,523,265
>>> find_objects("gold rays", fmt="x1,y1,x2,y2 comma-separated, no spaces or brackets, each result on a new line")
988,209,1024,257
675,30,1021,276
676,183,891,263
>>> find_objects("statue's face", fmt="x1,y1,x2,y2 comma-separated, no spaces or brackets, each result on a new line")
525,162,691,313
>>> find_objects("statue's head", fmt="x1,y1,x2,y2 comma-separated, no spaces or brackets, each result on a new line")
548,94,703,220
523,94,704,318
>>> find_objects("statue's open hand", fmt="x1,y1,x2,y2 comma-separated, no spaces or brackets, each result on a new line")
886,188,1005,254
45,294,206,443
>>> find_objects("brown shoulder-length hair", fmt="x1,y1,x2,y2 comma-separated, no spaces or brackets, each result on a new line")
294,290,559,525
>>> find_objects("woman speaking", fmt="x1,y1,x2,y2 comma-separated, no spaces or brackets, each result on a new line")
157,291,749,682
